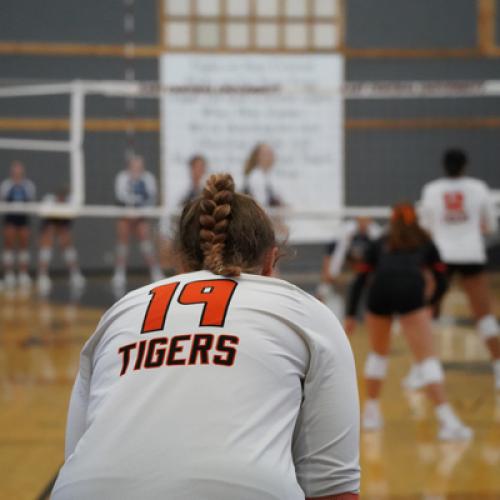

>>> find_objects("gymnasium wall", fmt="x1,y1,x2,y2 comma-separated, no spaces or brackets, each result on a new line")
0,0,499,271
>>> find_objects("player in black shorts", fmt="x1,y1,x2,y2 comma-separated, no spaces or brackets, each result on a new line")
0,161,36,290
346,203,471,440
36,187,85,296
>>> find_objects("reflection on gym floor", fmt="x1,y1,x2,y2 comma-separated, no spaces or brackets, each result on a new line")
1,277,500,499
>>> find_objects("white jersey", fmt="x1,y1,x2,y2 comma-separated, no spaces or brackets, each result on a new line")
420,176,498,263
115,170,157,207
53,270,360,500
0,178,36,202
243,169,282,208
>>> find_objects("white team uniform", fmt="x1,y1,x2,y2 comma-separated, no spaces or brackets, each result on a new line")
53,271,360,500
419,176,498,263
115,170,157,207
244,169,282,208
0,178,36,203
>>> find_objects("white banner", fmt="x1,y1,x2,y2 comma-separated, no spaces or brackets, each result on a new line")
160,54,344,242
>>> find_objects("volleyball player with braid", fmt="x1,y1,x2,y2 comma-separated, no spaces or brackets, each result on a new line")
53,173,360,500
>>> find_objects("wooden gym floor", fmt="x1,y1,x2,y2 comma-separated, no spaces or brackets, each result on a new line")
1,275,500,500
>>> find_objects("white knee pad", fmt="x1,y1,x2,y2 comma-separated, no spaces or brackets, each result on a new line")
63,247,78,265
139,240,154,257
18,250,30,265
39,248,52,265
477,314,499,341
116,244,128,259
2,251,14,266
364,353,388,380
418,357,444,385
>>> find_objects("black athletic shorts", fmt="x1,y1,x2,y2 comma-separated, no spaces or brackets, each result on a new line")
446,263,486,277
4,214,30,227
41,218,73,229
367,272,425,316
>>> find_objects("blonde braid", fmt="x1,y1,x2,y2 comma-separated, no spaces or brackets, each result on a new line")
199,174,241,276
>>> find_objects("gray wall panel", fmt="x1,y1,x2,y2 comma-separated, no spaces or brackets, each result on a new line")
0,0,158,44
346,0,476,49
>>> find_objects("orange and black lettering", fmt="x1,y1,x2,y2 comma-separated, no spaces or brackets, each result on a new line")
141,282,179,333
118,342,137,376
188,334,214,365
166,334,191,365
178,279,237,327
144,337,168,368
213,335,240,366
133,340,148,370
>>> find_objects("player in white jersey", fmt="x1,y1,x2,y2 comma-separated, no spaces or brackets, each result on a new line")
417,149,500,389
112,155,164,294
1,160,36,290
243,143,283,208
53,174,360,500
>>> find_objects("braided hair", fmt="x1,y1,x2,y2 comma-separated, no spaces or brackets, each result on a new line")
176,173,276,277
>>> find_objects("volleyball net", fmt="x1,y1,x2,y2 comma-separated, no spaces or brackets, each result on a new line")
0,78,499,244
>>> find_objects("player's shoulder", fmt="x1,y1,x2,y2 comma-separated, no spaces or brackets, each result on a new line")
422,177,447,193
24,179,36,190
115,170,128,180
461,176,489,192
240,273,345,333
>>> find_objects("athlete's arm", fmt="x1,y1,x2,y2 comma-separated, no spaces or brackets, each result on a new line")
146,173,158,206
293,307,360,498
424,243,448,306
64,371,90,459
345,239,378,319
27,180,36,201
480,185,498,235
418,185,433,231
0,180,8,201
114,172,128,205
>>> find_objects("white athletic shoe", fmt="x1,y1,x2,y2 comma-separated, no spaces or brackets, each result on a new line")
438,421,473,441
402,365,425,391
4,272,16,289
362,403,383,431
18,272,32,289
70,272,86,290
37,274,52,296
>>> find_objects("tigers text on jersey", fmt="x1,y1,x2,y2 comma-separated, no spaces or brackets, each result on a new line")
53,271,360,500
420,176,498,263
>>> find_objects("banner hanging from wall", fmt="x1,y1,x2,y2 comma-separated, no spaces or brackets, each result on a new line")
160,54,344,243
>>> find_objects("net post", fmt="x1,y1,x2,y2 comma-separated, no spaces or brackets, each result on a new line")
70,80,85,206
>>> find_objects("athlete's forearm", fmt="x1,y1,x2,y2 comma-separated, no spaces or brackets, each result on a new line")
307,493,359,500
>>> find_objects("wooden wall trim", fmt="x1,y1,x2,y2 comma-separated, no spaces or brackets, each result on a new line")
3,117,500,132
478,0,497,54
0,42,162,58
0,42,494,58
0,118,160,132
346,117,500,130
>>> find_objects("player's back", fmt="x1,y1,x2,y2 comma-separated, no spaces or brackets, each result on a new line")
420,176,494,263
52,270,358,500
